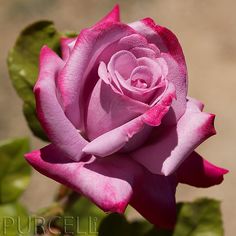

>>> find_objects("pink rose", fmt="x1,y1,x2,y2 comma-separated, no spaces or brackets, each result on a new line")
25,5,228,228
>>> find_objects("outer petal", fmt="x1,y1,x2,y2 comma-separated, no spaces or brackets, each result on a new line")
177,151,228,187
60,5,120,62
58,22,135,130
187,96,204,111
129,18,187,123
95,5,120,26
83,82,176,157
25,145,136,213
34,46,88,161
83,116,145,157
86,79,149,141
25,144,177,229
130,175,177,229
60,37,76,61
142,82,176,126
131,100,216,176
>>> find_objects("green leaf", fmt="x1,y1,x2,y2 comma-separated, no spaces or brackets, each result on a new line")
98,213,130,236
98,213,171,236
0,138,31,203
174,198,223,236
129,221,153,236
144,227,173,236
7,21,61,141
0,202,33,236
55,196,105,235
98,198,223,236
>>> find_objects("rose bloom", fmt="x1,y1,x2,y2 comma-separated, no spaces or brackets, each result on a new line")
25,5,228,228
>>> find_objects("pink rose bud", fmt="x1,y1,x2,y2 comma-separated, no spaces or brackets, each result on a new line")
25,5,228,229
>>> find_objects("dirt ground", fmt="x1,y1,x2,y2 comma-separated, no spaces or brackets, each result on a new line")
0,0,235,235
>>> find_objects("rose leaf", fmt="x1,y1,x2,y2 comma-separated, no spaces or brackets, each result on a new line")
7,21,61,141
0,138,31,204
173,198,224,236
0,202,33,235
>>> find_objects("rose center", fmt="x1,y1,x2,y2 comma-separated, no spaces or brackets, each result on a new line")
131,78,148,89
99,50,168,103
129,66,153,89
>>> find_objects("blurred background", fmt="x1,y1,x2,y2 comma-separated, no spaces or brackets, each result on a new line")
0,0,235,235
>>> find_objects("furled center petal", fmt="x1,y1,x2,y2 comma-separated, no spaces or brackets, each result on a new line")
108,50,138,79
130,66,153,88
99,45,168,104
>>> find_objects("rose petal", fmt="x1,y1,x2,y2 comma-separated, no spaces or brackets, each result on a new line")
25,145,138,213
177,151,228,187
34,46,88,161
130,18,188,122
98,61,123,93
130,46,158,58
84,82,175,156
187,96,204,111
116,33,150,51
130,174,177,229
114,67,160,103
98,34,153,61
83,116,145,157
86,79,149,140
143,82,176,126
25,144,177,228
137,57,164,80
161,52,187,124
60,37,76,61
108,50,138,79
58,22,135,130
59,5,120,62
131,99,216,176
94,4,120,26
